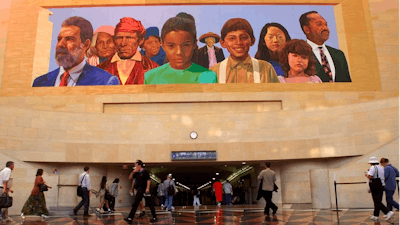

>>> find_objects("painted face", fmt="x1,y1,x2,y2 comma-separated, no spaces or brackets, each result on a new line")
205,37,216,47
162,30,196,70
95,32,115,58
288,53,309,74
143,36,161,58
114,31,143,59
264,26,286,53
55,25,86,69
221,30,254,62
304,13,330,45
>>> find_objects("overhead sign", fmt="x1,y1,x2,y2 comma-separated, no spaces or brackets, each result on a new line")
171,151,217,161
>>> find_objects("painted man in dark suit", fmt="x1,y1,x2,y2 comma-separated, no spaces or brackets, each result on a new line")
198,32,225,69
33,16,120,87
299,11,351,82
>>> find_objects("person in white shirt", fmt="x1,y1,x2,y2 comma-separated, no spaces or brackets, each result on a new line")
223,180,233,205
299,11,351,82
365,156,394,222
73,166,91,216
0,161,14,222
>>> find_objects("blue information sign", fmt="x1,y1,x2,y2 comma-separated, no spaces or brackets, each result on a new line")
171,151,217,161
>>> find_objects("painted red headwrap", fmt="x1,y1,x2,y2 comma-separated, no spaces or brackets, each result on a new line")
115,17,146,37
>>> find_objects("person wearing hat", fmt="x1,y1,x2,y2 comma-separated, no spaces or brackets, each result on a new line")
140,27,166,66
198,32,225,69
86,25,116,67
365,156,394,222
98,17,159,85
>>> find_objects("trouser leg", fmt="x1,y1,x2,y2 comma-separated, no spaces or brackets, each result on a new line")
372,188,389,216
144,196,156,218
128,191,144,219
385,189,399,211
263,191,272,214
83,189,90,215
226,194,232,205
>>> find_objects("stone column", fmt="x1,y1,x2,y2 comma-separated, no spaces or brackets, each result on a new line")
310,169,331,209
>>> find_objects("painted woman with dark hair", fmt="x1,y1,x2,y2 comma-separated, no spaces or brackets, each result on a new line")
21,169,52,219
278,39,322,83
255,23,291,76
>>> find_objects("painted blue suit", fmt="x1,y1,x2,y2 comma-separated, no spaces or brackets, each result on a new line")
32,63,120,87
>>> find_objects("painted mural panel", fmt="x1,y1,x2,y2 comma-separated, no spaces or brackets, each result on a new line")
32,5,351,87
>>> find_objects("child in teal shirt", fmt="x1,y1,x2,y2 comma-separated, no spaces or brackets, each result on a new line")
145,16,217,84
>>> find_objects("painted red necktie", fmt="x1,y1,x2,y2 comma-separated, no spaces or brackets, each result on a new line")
319,47,333,82
59,71,70,86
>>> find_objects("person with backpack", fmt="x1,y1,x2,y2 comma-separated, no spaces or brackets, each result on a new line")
365,156,394,222
163,174,177,212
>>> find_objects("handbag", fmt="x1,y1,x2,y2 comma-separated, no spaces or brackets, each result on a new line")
77,174,87,197
105,190,112,201
369,166,383,190
0,193,12,208
39,184,48,192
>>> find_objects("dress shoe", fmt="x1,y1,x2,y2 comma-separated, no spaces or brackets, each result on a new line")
272,206,278,215
124,217,133,224
150,217,157,223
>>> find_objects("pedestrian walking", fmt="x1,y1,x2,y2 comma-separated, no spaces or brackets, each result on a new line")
96,176,111,213
223,180,233,205
366,156,394,222
257,162,278,216
21,169,52,219
109,178,119,211
157,182,165,209
124,160,157,224
0,161,14,223
73,166,91,217
163,174,177,211
193,186,201,206
213,179,223,206
380,158,399,212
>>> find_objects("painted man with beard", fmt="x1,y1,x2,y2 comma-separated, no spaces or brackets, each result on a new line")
98,17,158,85
299,11,351,82
32,17,120,87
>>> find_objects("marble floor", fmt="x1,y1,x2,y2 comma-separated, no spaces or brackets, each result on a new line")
1,205,398,225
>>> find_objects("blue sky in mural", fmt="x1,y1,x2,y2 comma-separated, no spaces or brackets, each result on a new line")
48,5,337,71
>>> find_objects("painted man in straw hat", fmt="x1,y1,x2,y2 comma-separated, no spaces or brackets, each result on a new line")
198,32,225,69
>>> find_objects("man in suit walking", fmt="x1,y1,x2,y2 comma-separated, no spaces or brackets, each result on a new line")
32,16,120,87
299,11,351,82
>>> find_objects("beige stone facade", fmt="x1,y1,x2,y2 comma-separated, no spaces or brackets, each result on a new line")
0,0,398,216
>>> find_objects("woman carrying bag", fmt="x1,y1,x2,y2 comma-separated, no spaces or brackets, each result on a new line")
21,169,52,219
365,156,394,222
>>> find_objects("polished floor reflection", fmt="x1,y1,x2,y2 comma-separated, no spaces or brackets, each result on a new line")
2,205,398,224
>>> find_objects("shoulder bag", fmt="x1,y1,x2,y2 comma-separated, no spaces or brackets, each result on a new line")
39,184,48,192
77,173,87,197
0,193,12,208
369,166,383,190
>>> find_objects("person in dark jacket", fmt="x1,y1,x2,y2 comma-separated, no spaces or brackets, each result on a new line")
198,32,225,69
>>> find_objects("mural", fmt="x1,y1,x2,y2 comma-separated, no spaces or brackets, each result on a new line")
33,5,351,87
